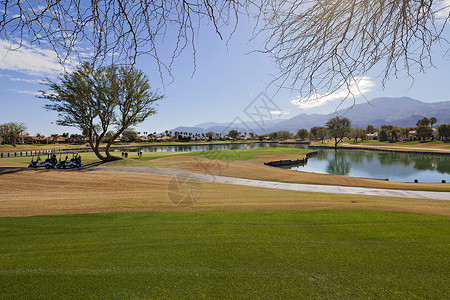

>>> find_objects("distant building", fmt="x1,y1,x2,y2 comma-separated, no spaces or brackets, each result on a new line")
156,136,171,142
55,136,69,143
137,136,151,143
365,132,378,140
22,134,48,144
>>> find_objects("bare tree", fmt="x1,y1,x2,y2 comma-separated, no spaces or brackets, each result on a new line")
1,1,449,97
256,0,450,98
0,0,253,80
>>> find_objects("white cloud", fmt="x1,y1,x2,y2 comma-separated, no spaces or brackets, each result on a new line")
0,74,43,84
436,0,450,18
291,76,375,109
13,90,41,96
0,39,66,76
270,110,290,115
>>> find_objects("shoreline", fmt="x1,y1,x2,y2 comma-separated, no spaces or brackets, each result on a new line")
309,144,450,156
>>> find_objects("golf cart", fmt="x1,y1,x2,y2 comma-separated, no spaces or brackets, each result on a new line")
29,154,58,169
57,152,82,168
28,155,41,168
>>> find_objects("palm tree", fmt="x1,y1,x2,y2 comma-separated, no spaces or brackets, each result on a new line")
430,117,437,129
416,117,429,127
400,128,410,141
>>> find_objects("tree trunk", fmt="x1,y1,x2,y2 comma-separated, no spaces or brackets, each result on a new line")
104,130,126,161
104,141,120,161
89,140,107,161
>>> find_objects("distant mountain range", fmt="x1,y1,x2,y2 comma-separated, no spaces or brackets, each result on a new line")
167,97,450,135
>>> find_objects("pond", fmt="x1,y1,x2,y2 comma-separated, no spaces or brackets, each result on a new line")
114,142,279,153
115,142,450,183
280,148,450,183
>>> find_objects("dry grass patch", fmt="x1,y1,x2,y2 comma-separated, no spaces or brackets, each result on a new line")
1,169,449,217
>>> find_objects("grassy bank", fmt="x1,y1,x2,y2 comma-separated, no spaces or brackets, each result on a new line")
0,210,448,298
310,140,450,152
184,147,311,161
0,147,310,167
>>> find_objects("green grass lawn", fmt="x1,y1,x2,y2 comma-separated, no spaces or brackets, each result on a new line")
185,147,311,161
0,210,448,299
0,147,310,167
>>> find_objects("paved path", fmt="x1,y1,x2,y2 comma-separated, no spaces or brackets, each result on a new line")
86,167,450,201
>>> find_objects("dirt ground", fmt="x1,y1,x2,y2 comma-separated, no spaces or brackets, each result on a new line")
1,167,449,217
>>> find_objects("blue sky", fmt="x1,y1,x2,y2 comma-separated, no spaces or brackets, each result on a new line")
1,14,450,136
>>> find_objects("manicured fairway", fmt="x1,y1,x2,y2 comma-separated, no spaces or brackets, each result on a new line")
184,147,312,161
0,210,448,299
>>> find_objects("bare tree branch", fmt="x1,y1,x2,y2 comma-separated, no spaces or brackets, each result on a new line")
0,0,253,82
255,0,450,99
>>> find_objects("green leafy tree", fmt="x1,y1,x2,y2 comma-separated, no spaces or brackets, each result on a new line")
416,126,433,140
378,129,389,142
103,131,115,142
316,127,329,143
228,130,239,140
259,134,269,141
416,117,430,127
122,129,138,143
41,62,163,161
366,125,376,134
268,132,279,140
310,127,319,140
69,134,84,143
380,125,399,142
50,133,59,143
278,130,294,141
0,122,26,147
205,132,215,141
390,127,400,142
350,128,366,143
295,129,308,140
400,128,411,141
437,124,449,141
325,117,351,148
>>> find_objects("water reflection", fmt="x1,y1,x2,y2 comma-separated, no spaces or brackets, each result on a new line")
326,153,351,176
118,142,277,153
285,148,450,182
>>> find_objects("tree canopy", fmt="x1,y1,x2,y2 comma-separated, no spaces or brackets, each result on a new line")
0,122,26,147
40,62,163,161
325,116,351,147
294,129,308,140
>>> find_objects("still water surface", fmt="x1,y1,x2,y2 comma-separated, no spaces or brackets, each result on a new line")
281,148,450,183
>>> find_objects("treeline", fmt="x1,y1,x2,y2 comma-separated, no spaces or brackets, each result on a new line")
2,116,450,147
